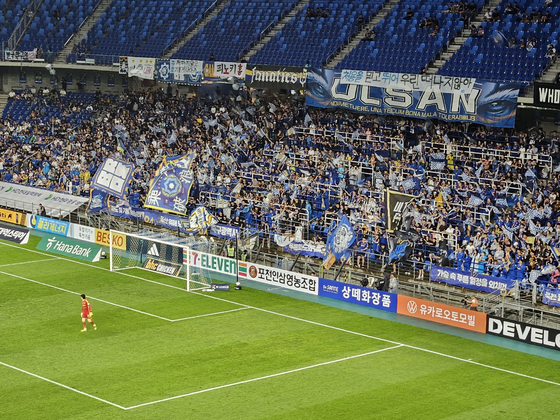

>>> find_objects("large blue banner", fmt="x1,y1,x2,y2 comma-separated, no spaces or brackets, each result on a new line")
28,215,69,236
318,278,397,312
305,68,520,128
543,288,560,308
430,266,517,294
144,154,195,215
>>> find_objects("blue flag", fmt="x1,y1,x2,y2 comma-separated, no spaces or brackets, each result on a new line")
86,188,109,216
325,215,356,263
144,154,195,215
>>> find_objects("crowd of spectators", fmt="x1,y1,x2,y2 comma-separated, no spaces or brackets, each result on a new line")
1,85,560,295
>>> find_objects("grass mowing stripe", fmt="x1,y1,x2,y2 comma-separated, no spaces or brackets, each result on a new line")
3,240,560,394
0,269,173,322
124,344,404,410
0,258,59,267
170,307,250,321
0,361,126,410
405,344,560,388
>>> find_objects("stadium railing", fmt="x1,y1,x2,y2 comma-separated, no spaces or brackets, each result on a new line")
402,168,525,198
421,140,553,172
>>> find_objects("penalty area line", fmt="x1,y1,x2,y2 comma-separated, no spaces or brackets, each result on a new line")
4,243,559,390
0,361,126,410
124,344,404,410
0,270,173,322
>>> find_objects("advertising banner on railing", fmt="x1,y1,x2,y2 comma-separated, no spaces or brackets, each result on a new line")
4,50,36,61
397,295,487,333
108,201,185,231
0,223,30,244
187,248,318,295
0,208,26,226
68,224,96,243
487,316,560,351
318,278,397,312
0,182,88,216
203,62,246,83
306,68,520,128
27,215,69,236
429,266,517,295
542,287,560,308
188,249,238,276
157,59,203,85
239,260,318,295
37,234,102,262
245,65,308,90
533,82,560,110
127,57,155,79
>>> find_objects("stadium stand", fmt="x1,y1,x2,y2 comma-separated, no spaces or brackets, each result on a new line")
68,0,216,64
1,86,559,295
172,0,297,62
336,0,483,73
251,0,386,67
1,0,560,306
439,0,560,82
17,0,96,54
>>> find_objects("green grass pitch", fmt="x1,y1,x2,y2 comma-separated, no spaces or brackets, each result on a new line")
1,235,560,419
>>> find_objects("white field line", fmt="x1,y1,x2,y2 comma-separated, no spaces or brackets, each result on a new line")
0,269,250,323
3,242,560,407
0,242,252,308
0,361,127,410
123,345,404,410
0,258,59,268
0,270,173,322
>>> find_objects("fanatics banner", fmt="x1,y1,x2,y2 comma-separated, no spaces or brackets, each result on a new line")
245,65,307,89
306,68,521,128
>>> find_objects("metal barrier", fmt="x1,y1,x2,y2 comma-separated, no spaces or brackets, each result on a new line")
7,0,43,51
422,140,553,173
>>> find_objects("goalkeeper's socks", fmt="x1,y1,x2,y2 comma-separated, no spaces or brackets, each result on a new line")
82,322,87,329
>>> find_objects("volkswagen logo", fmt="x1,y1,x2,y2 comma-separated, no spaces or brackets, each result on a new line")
407,300,418,314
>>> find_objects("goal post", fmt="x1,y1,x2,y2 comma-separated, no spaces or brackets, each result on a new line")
109,230,212,291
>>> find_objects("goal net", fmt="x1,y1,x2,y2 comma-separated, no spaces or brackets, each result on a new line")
109,230,212,291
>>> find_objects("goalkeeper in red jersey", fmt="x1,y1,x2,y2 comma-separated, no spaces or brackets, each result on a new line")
80,294,97,332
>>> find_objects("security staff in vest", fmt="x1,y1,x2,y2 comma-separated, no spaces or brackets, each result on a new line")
467,294,479,311
227,241,236,259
